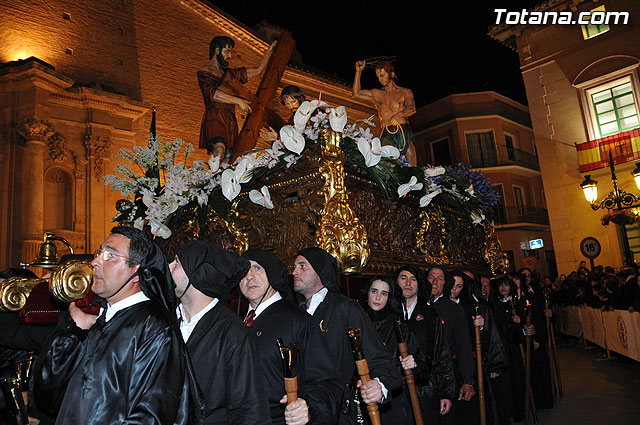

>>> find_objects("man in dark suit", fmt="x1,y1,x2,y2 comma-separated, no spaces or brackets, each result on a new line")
396,265,454,423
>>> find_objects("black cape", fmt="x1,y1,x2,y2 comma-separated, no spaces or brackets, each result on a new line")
186,302,271,425
307,291,402,424
249,298,342,424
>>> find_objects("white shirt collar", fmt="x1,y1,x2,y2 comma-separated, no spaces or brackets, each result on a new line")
101,291,150,323
404,297,417,320
306,287,328,315
178,298,219,342
247,291,282,320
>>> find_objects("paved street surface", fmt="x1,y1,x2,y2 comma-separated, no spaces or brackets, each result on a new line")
533,338,640,424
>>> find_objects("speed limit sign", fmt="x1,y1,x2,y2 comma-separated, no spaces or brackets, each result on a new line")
580,237,601,259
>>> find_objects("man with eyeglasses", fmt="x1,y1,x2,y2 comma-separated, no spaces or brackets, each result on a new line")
238,248,342,425
34,226,203,425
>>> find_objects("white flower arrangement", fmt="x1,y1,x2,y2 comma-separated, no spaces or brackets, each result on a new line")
105,98,498,238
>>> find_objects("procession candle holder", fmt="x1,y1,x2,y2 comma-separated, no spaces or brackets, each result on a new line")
393,318,423,425
276,338,298,404
347,328,381,425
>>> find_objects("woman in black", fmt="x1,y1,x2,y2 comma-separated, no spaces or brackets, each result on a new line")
362,276,424,425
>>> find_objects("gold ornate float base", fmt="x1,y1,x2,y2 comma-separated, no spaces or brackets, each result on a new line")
157,129,507,275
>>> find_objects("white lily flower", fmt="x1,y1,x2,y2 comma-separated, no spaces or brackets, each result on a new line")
249,185,274,209
221,168,241,201
208,155,221,173
142,191,155,208
465,184,475,197
280,125,305,155
234,156,255,184
293,101,318,133
424,166,446,177
357,137,400,167
133,217,145,230
419,188,442,207
329,106,348,133
149,220,172,239
397,176,423,198
471,211,485,224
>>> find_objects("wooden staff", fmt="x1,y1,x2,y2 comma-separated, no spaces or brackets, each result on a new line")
544,295,560,400
474,305,487,425
524,300,532,425
550,319,563,397
512,298,537,423
347,328,382,425
393,318,423,425
276,338,298,403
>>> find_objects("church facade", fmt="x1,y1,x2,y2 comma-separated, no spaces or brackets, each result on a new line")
0,0,375,270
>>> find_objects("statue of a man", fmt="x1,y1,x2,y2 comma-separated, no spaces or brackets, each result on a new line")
352,60,417,165
197,36,276,157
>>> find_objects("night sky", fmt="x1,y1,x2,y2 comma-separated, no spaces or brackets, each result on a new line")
210,0,543,107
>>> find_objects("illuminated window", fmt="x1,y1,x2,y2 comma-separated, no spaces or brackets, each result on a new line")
588,79,639,137
581,5,609,39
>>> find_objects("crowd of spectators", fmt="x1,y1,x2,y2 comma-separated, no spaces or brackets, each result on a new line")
543,261,640,312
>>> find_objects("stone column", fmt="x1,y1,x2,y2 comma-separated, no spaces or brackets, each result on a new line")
16,118,53,264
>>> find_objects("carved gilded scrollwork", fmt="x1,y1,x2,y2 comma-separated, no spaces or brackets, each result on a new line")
0,277,44,312
415,207,449,264
315,129,369,273
483,224,509,276
49,260,93,302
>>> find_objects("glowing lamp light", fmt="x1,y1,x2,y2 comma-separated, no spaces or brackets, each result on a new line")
632,162,640,192
580,174,598,204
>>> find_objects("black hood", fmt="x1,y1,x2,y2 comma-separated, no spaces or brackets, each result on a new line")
177,240,250,303
296,247,339,291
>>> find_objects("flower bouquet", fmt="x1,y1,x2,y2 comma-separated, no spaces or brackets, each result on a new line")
601,209,639,226
104,98,500,238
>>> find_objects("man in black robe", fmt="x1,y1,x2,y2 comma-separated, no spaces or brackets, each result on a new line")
170,240,271,425
239,249,342,425
292,247,401,425
396,265,455,423
34,226,203,425
427,266,476,424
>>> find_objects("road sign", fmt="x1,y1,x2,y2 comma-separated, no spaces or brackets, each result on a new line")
580,237,601,259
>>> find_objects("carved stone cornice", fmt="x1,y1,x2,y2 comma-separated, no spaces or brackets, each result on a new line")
180,0,269,53
84,135,113,179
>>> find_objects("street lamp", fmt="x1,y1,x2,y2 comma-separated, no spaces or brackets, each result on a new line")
580,150,640,266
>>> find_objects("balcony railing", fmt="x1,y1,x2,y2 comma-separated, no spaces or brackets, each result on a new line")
576,128,640,172
468,146,540,171
493,206,550,226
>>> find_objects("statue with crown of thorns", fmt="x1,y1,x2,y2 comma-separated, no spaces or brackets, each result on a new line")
352,57,418,166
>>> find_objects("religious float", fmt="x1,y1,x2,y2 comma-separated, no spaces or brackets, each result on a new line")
105,99,508,280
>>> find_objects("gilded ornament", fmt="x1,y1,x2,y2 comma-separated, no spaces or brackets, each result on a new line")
483,224,509,275
0,277,44,312
49,260,93,302
315,129,369,273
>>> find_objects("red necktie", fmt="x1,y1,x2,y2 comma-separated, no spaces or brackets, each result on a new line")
244,310,256,327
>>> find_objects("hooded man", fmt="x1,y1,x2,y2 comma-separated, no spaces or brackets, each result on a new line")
396,264,455,423
34,226,204,425
292,247,401,425
427,265,476,425
170,240,271,425
239,249,342,425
